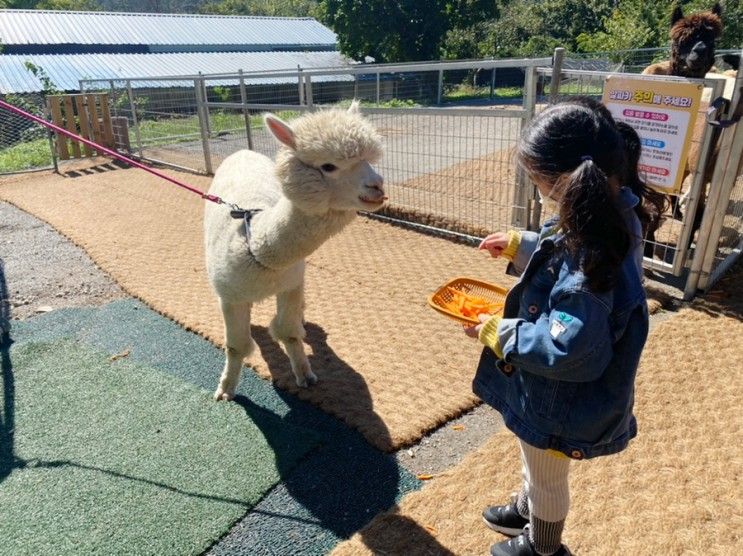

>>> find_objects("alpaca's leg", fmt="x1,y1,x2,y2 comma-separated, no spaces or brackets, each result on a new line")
270,286,316,387
215,299,255,401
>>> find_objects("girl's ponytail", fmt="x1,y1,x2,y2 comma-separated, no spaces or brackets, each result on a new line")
561,157,630,291
518,102,632,291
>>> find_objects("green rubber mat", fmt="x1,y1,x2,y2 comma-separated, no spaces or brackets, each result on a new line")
0,338,320,556
4,299,422,555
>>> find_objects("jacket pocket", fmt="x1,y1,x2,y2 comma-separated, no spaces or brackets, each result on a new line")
523,372,576,421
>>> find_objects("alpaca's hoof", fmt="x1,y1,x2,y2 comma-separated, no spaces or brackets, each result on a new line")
294,370,318,388
213,387,235,401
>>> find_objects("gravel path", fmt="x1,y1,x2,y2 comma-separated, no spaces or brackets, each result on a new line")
0,201,124,322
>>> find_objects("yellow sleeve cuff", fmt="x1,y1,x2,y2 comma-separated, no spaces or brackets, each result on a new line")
502,230,522,262
478,315,504,358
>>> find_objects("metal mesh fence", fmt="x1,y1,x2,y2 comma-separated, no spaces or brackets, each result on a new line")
193,61,545,239
34,50,739,292
539,66,734,277
565,47,741,75
0,94,54,174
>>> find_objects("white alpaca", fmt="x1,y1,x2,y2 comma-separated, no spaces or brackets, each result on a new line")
204,102,385,401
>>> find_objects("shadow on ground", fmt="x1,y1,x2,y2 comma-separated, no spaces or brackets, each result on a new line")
1,258,16,483
2,297,442,554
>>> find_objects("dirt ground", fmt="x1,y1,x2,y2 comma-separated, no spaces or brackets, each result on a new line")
0,199,503,476
0,197,687,478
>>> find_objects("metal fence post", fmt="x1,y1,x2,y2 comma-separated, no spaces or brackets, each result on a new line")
437,69,443,105
376,71,380,105
684,68,743,298
674,79,726,277
43,99,59,173
195,77,213,175
511,64,539,230
297,65,304,105
549,47,565,104
108,79,115,114
238,69,253,150
126,79,143,157
199,73,211,138
305,74,314,109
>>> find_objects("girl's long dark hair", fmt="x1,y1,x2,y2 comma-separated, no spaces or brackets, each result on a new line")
518,103,630,291
615,120,669,237
567,96,668,237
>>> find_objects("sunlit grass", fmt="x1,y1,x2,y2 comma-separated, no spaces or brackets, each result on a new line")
0,138,53,173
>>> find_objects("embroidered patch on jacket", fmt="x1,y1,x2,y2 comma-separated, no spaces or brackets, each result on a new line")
550,319,567,339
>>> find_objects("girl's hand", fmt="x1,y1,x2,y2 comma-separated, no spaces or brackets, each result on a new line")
463,313,493,338
478,232,509,258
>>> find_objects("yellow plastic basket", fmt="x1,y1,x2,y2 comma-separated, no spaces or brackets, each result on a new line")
428,277,509,325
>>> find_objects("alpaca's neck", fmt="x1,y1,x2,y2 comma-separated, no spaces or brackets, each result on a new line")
249,197,355,268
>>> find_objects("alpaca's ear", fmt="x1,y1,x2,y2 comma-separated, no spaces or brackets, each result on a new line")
347,99,361,114
712,2,722,17
264,114,296,150
671,5,684,26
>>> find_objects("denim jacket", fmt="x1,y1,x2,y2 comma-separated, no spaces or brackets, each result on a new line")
473,187,649,459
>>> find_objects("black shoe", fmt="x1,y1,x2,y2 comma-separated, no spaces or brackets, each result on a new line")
482,499,528,537
489,528,571,556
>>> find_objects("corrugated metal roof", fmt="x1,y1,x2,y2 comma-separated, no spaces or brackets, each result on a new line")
0,51,354,94
0,9,337,49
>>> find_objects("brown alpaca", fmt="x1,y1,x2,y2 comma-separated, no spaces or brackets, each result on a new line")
642,2,722,78
641,2,723,256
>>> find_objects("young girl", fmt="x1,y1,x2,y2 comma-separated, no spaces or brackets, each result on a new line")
467,101,649,556
567,95,668,259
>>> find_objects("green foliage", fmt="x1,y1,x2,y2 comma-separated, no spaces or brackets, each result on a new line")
199,0,319,17
211,86,232,103
6,0,101,7
442,83,522,102
576,0,743,54
99,0,205,11
23,62,60,96
321,0,741,63
576,5,655,53
35,0,102,8
318,0,497,62
0,137,53,173
114,93,149,121
477,0,614,58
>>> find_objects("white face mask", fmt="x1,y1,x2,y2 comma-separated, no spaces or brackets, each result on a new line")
537,183,561,215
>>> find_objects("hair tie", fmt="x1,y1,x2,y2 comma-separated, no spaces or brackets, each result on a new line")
581,155,593,162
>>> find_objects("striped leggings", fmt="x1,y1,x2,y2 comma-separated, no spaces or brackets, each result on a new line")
519,439,571,522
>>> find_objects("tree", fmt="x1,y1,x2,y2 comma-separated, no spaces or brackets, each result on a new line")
479,0,614,58
576,0,743,54
36,0,101,8
576,2,657,53
199,0,319,17
318,0,497,62
5,0,101,8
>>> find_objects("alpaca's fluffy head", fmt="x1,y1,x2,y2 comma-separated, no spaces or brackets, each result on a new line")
266,102,386,215
670,2,723,78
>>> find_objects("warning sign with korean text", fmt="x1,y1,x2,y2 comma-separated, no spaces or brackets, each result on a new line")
602,76,703,194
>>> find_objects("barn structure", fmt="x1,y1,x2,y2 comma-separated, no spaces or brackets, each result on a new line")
0,9,353,95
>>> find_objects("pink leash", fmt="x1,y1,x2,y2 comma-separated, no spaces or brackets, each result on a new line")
0,98,232,208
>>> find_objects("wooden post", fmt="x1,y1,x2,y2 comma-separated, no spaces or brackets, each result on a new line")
62,96,81,158
74,95,94,157
47,96,68,160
